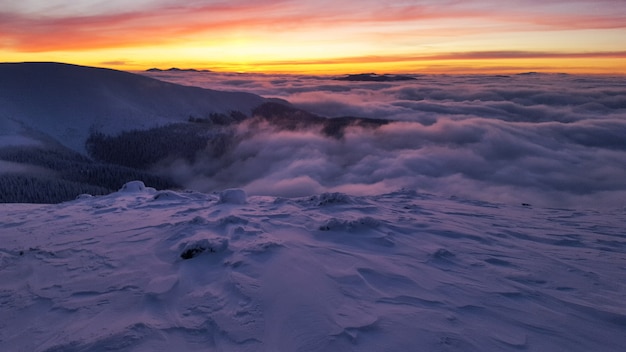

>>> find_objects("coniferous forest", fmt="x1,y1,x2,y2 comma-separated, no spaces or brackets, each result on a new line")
0,145,179,203
1,103,391,203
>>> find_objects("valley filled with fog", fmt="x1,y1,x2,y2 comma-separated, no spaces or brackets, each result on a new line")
144,70,626,209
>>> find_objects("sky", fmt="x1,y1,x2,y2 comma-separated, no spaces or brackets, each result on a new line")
1,0,626,74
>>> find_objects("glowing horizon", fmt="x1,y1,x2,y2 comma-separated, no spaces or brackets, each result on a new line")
1,0,625,74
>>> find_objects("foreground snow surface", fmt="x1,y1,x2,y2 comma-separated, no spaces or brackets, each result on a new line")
1,184,625,351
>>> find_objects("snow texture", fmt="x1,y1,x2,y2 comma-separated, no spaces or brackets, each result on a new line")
1,184,625,351
119,180,153,193
218,188,247,205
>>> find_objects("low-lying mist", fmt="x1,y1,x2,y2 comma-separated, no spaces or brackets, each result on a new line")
141,72,626,208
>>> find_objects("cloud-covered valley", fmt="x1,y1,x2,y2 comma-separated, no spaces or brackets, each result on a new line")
145,71,626,208
1,63,623,208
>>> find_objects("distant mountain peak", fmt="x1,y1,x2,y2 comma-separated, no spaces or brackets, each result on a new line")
146,67,212,73
335,73,417,82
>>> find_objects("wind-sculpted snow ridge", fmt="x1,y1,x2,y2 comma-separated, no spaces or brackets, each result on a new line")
1,182,625,351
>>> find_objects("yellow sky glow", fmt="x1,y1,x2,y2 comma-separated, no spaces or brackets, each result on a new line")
1,0,625,74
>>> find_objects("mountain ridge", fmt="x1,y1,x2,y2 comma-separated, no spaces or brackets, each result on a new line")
0,62,267,152
0,62,396,203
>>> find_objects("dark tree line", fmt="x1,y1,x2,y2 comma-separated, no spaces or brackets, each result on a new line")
0,104,390,203
251,102,389,138
85,123,235,169
0,174,110,203
0,146,177,203
1,121,238,204
188,110,247,125
0,146,92,170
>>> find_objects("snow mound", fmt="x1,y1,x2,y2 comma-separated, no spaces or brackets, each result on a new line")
1,187,625,351
152,190,191,201
241,236,283,254
217,215,249,226
119,181,154,193
218,188,247,204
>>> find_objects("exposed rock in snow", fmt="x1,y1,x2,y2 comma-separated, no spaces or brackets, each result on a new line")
179,237,229,259
305,192,355,206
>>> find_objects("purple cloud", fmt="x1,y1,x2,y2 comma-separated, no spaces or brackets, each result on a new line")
145,71,626,209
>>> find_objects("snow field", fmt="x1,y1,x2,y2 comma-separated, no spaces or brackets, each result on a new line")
0,182,625,351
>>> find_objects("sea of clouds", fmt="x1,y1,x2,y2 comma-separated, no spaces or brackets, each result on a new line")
143,71,626,209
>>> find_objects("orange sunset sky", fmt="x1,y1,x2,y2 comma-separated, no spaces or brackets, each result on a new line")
1,0,625,74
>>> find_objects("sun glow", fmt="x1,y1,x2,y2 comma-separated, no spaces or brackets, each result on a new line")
1,0,625,74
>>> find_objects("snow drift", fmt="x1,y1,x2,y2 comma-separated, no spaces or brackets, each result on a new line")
0,182,625,351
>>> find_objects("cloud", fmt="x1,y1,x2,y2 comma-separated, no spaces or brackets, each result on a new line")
147,71,626,209
99,60,129,66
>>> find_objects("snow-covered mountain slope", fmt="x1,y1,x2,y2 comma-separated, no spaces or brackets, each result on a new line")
0,63,266,152
1,182,625,351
